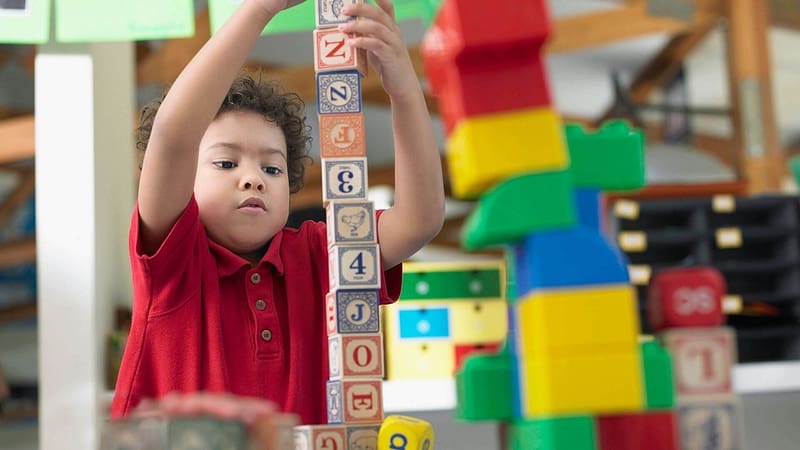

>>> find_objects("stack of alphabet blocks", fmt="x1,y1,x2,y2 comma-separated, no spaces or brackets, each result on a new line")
293,1,384,448
649,267,745,449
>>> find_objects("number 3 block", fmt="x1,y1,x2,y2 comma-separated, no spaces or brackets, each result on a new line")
329,244,381,290
329,333,384,379
322,157,368,204
659,327,736,398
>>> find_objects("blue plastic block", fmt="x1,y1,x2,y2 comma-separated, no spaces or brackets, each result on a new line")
398,307,450,339
514,227,629,294
574,188,602,231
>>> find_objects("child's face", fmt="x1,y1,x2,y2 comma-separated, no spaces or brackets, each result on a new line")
195,110,290,256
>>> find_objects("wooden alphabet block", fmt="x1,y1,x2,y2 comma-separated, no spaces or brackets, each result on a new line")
322,157,368,204
678,398,744,450
327,379,384,424
319,113,366,158
379,415,435,450
293,424,347,450
314,28,367,75
326,200,376,246
648,267,726,331
329,244,381,290
329,333,384,379
326,289,381,335
347,425,380,450
317,71,362,115
660,327,736,398
315,0,361,29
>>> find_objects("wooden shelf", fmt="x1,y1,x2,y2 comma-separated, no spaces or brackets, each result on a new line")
0,303,36,325
0,238,35,268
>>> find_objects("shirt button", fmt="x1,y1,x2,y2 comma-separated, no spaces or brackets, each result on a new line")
250,273,261,284
260,329,272,342
255,299,267,311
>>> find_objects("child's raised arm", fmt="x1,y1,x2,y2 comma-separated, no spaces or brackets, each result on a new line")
136,0,304,254
340,0,445,268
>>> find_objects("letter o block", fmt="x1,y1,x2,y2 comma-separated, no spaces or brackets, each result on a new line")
378,415,435,450
648,267,725,331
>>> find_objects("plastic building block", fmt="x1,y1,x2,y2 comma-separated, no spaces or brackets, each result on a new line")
640,338,676,409
455,352,514,421
648,266,726,331
677,397,744,450
512,285,640,356
513,227,630,293
385,340,455,380
396,305,450,339
597,411,679,450
506,416,597,450
514,350,645,416
449,300,508,343
565,120,646,191
378,415,435,450
461,170,576,250
399,261,505,301
454,342,502,372
446,107,569,200
659,327,736,399
429,0,551,59
574,188,602,231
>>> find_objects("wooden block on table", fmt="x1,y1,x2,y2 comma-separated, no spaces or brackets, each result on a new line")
293,424,346,450
329,333,384,379
677,397,744,450
326,289,381,335
329,244,381,290
326,200,375,246
314,28,367,75
319,113,366,158
327,379,384,424
322,157,368,204
659,326,736,399
379,415,435,450
317,71,362,115
347,424,381,450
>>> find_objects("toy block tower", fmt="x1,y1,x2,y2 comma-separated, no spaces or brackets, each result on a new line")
649,267,745,449
293,2,384,449
422,0,681,449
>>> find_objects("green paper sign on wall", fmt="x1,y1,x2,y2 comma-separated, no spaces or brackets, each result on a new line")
0,0,50,44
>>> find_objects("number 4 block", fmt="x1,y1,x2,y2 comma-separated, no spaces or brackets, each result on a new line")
329,244,381,290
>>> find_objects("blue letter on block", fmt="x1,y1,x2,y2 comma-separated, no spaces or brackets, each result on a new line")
514,227,629,295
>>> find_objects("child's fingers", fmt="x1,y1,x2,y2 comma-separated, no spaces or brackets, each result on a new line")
373,0,397,21
340,19,401,49
342,2,396,32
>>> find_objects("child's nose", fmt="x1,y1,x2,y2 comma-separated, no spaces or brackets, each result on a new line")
240,174,265,192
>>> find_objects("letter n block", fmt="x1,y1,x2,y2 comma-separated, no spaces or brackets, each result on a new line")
659,327,736,399
648,267,726,331
327,379,383,424
322,157,368,204
329,244,381,290
329,333,384,379
314,28,367,75
293,424,346,450
326,290,380,335
326,200,376,246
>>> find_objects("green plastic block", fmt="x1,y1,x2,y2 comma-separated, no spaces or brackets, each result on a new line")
420,0,444,25
565,120,645,191
504,247,517,300
641,338,676,409
507,416,597,450
455,352,514,422
401,267,503,300
789,155,800,186
461,170,576,250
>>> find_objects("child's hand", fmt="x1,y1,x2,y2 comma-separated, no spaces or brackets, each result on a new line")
259,0,307,16
339,0,419,101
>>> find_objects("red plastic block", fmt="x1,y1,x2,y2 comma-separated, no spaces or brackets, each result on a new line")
647,267,725,331
435,0,551,58
598,411,679,450
454,342,501,372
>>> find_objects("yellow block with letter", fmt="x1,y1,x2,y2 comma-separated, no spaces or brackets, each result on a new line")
378,415,435,450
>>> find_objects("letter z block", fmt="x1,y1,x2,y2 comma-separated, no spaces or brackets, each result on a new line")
317,71,362,115
293,424,347,450
329,244,381,290
326,200,376,246
648,267,726,332
314,28,367,75
446,107,568,199
327,379,384,424
329,333,384,379
326,290,380,335
322,157,368,204
379,415,435,450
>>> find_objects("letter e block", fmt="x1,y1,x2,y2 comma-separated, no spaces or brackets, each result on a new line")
319,113,366,158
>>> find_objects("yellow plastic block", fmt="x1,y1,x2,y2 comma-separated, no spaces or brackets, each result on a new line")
378,415,435,450
514,284,641,356
385,339,455,380
446,107,569,199
518,351,645,416
450,300,508,344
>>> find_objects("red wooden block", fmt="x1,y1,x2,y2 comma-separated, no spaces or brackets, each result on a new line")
597,411,679,450
648,267,725,331
435,0,551,58
454,342,501,373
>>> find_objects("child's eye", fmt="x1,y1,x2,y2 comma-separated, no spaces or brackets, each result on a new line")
262,166,283,175
214,161,236,169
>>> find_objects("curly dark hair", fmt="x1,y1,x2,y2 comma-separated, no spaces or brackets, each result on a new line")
135,71,313,193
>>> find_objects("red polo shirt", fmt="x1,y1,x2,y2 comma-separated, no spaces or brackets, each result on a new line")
110,197,401,424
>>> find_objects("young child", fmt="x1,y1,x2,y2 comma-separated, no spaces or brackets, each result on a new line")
111,0,445,425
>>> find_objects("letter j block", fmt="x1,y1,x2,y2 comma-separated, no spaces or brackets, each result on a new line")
326,289,381,335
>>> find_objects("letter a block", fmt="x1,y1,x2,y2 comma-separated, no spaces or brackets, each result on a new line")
293,424,347,450
314,28,367,75
327,379,384,424
322,157,368,204
326,290,380,335
329,244,381,290
378,415,435,450
329,333,384,379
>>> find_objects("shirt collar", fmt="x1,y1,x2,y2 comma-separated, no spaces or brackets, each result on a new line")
208,230,285,277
